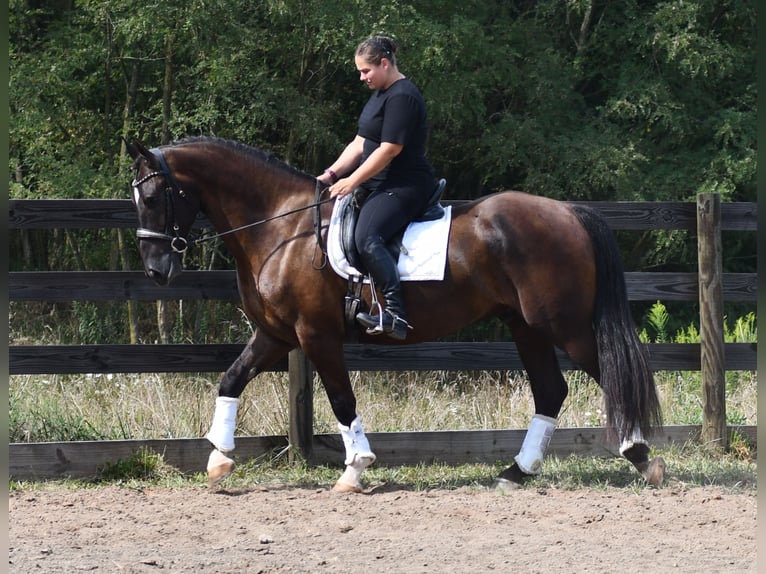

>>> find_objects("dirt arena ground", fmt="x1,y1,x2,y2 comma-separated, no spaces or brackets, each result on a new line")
9,483,756,573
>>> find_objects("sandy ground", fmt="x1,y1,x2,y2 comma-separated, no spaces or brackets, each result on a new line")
9,483,756,573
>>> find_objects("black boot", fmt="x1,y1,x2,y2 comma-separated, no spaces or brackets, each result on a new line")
355,235,410,340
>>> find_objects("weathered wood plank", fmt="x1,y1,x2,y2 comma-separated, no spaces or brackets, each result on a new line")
719,201,758,231
9,199,138,229
626,272,756,301
10,270,242,301
9,199,756,231
288,349,314,462
9,436,288,480
9,342,756,375
8,343,270,375
9,425,756,480
697,194,728,450
8,270,758,302
310,425,756,465
342,342,756,372
570,201,757,231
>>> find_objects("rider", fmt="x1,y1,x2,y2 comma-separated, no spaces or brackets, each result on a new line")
318,35,435,341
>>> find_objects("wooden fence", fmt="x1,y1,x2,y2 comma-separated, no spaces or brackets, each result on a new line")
8,196,757,479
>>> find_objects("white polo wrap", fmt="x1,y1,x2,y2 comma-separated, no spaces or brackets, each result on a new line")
514,414,557,474
619,426,647,456
338,415,376,466
206,396,239,453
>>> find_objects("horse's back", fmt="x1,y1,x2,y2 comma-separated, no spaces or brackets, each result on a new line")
451,191,593,265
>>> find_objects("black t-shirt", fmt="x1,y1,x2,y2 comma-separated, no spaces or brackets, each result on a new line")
357,78,434,192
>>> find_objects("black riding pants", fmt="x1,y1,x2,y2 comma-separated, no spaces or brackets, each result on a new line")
354,187,429,252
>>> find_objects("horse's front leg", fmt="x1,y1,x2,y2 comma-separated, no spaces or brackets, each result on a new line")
302,337,376,493
206,330,293,487
333,415,376,493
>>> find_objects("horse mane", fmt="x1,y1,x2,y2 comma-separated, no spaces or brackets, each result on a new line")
171,136,312,181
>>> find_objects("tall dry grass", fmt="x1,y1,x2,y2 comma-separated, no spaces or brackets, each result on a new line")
9,367,757,443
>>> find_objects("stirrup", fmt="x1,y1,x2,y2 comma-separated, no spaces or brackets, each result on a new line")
357,296,385,333
356,309,411,340
357,275,385,333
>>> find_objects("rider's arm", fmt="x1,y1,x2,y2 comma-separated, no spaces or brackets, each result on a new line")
317,135,365,186
328,141,403,198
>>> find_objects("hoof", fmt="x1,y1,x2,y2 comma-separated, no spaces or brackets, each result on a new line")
642,456,666,487
494,462,530,490
493,477,522,492
207,449,235,488
332,480,363,494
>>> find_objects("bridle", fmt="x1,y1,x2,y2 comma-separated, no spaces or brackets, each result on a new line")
131,147,335,261
132,148,194,254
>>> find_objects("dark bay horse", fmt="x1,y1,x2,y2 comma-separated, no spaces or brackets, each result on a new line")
127,136,665,492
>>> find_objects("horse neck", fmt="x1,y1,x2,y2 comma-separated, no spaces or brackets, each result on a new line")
173,146,315,231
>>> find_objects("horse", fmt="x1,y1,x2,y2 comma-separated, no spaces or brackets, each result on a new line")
126,136,665,492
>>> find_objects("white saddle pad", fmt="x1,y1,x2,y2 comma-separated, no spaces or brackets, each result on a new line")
327,196,452,281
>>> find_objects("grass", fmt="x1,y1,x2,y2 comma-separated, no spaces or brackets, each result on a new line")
9,367,757,442
8,302,757,491
10,368,756,494
9,439,756,494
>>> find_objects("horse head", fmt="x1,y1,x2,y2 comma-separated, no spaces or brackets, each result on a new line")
126,139,201,286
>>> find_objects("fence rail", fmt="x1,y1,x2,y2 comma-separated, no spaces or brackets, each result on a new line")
8,197,757,479
8,270,758,302
10,424,758,480
8,198,758,230
7,342,756,375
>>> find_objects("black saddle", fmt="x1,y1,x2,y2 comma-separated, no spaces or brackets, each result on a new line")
339,179,447,274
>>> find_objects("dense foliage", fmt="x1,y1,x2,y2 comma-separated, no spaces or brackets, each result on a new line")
9,0,757,343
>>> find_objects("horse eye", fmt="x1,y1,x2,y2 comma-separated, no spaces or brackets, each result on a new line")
142,194,158,208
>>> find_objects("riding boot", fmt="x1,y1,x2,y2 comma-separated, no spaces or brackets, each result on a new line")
355,235,410,340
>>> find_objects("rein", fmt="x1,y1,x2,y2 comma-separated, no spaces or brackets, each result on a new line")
133,147,335,255
193,190,335,248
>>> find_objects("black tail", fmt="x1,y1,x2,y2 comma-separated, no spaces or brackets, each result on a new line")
571,205,662,441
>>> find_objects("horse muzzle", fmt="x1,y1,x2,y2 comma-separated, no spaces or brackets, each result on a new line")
141,249,183,286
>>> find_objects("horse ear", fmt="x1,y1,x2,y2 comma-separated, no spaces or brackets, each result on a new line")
127,138,162,169
124,137,140,161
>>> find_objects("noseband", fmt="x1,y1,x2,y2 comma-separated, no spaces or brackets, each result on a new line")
132,149,193,254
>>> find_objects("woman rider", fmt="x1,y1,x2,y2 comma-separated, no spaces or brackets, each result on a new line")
318,35,435,341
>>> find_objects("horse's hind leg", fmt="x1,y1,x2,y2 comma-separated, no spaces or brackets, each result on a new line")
495,325,568,490
206,330,293,487
620,437,666,486
563,337,665,486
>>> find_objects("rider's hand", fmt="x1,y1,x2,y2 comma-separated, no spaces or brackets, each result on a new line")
317,173,334,187
329,178,355,199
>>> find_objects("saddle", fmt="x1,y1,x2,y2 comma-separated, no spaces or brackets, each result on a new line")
339,178,447,274
339,179,446,341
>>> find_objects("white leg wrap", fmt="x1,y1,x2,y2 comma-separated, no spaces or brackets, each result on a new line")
205,396,239,453
338,415,376,466
619,427,647,456
514,414,557,475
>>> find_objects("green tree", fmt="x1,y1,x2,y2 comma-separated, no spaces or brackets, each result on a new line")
9,0,756,342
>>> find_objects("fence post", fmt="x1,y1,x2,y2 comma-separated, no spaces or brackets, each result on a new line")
696,193,728,450
288,348,314,461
